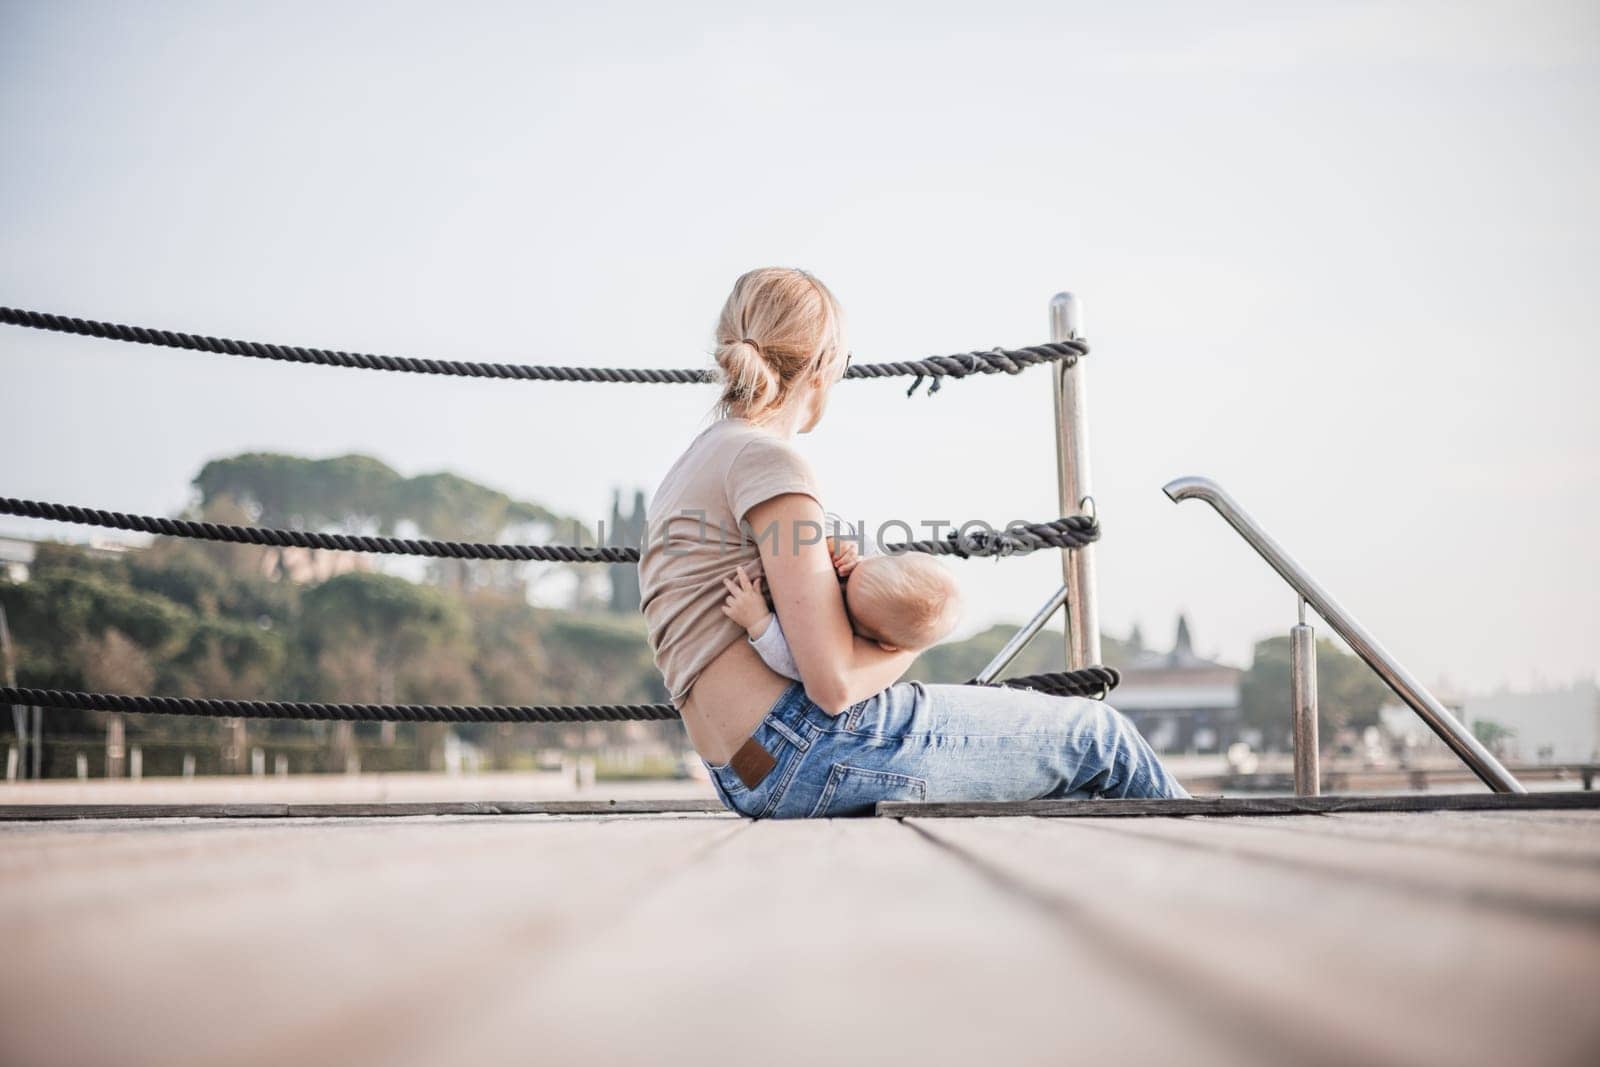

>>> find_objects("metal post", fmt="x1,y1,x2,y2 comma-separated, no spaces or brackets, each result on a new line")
1291,598,1319,796
6,707,20,779
105,713,125,779
0,604,22,778
975,585,1069,684
1050,293,1100,670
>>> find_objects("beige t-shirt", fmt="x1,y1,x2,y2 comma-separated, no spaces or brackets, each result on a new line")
638,418,824,705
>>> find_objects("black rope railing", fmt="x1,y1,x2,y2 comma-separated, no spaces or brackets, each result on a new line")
0,497,1100,562
0,687,678,723
988,666,1121,701
0,306,1085,389
0,669,1120,725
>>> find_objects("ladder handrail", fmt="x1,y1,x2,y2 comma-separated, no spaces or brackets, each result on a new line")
1163,475,1525,794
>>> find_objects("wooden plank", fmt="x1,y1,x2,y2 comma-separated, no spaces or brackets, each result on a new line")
913,815,1600,1067
379,819,1277,1067
15,792,1594,823
1065,812,1600,926
0,798,731,821
879,791,1600,819
1292,810,1600,869
0,815,740,1067
1435,808,1600,830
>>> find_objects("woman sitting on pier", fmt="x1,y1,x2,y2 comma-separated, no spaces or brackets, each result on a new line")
638,267,1188,817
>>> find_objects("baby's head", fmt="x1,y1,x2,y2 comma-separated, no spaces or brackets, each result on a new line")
843,554,962,652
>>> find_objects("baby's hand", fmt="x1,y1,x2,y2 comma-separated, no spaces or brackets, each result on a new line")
827,536,861,577
720,567,772,637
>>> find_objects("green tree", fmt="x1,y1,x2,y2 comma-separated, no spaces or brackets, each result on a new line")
909,625,1132,684
299,572,474,704
195,453,399,531
1472,718,1516,756
194,451,585,592
168,617,286,700
1239,635,1391,749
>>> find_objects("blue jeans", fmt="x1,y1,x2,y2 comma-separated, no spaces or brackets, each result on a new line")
704,681,1189,819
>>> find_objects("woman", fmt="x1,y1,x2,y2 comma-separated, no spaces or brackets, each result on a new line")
638,268,1187,818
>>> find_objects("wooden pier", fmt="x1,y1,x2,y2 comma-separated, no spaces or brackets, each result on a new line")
2,796,1598,1066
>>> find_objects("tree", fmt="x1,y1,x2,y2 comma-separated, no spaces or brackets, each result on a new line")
298,572,473,704
1239,635,1391,749
195,453,399,531
908,625,1133,684
169,617,285,700
1472,719,1516,756
194,451,585,592
78,628,156,694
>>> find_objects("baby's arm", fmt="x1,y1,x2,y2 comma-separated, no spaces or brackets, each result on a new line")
720,568,801,681
749,615,802,681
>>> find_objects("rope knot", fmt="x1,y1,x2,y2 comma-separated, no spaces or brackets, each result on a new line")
944,525,1022,559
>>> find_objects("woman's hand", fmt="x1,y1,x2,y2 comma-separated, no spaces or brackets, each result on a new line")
720,567,773,639
827,536,860,577
746,493,916,713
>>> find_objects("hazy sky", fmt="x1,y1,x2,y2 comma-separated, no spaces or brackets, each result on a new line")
2,0,1596,694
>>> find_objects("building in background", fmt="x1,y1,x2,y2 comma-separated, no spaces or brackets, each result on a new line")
1115,615,1244,754
264,545,370,585
0,537,34,583
0,535,131,583
1462,681,1600,764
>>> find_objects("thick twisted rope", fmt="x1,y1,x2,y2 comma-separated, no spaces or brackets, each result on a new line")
0,669,1120,724
0,687,679,723
0,497,1100,562
986,666,1121,701
0,496,638,564
893,516,1100,558
0,306,1084,387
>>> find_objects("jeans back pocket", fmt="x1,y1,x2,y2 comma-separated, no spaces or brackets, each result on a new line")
807,763,927,818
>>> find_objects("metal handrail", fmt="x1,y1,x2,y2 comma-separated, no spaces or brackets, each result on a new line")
1163,476,1525,794
974,585,1069,684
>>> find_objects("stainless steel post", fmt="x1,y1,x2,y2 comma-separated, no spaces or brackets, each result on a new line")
1050,293,1100,670
0,604,22,779
1291,598,1320,796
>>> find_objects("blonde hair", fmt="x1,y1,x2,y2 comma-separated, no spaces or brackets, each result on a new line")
713,267,847,422
844,554,963,651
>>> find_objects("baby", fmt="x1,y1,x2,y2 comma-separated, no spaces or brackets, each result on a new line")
720,538,962,678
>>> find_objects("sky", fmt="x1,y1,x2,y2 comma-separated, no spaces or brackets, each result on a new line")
1,0,1596,695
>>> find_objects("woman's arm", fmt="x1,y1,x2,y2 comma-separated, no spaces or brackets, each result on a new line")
745,493,917,714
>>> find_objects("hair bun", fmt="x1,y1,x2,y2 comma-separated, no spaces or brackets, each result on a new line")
713,267,845,421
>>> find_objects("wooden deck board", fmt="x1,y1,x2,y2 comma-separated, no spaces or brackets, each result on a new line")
878,790,1600,818
0,798,731,820
911,814,1600,1067
382,817,1270,1067
1287,809,1600,868
1,810,1596,1066
1089,812,1600,924
0,814,738,1067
